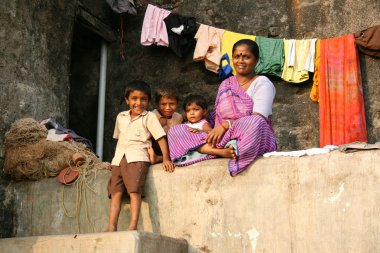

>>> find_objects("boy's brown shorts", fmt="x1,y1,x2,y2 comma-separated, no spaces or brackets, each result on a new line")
107,156,150,198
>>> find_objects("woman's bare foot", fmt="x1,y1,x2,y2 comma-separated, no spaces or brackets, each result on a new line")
229,145,238,160
220,145,237,160
197,143,237,159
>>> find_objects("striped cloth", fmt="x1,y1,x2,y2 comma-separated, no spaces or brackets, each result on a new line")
168,76,277,176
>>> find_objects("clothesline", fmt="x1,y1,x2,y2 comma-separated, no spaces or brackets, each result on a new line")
139,3,374,149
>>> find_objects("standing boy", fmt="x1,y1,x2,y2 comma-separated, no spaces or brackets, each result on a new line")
107,80,174,231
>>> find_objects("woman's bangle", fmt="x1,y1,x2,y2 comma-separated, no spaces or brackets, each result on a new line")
221,122,228,130
226,120,232,129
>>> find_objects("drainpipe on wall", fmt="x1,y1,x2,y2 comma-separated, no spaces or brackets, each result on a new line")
96,42,107,160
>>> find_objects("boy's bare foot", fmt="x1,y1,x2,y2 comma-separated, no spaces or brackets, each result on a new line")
105,226,117,232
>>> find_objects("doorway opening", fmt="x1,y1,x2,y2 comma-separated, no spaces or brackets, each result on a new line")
69,21,101,150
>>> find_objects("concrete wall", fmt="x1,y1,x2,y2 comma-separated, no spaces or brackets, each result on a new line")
11,150,380,253
1,0,379,240
0,231,188,253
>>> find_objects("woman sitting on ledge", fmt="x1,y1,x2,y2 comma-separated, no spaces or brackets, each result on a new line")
168,39,277,176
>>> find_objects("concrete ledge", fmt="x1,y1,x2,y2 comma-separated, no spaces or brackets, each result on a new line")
0,231,187,253
10,150,380,253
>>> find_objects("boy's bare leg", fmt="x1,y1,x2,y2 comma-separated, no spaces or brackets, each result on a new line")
106,191,123,232
128,193,142,230
197,143,237,159
155,155,163,163
148,147,156,164
148,147,164,164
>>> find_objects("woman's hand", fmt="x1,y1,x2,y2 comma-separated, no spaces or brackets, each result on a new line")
206,124,227,147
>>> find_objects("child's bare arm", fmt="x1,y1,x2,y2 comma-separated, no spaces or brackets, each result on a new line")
156,136,175,172
187,122,212,133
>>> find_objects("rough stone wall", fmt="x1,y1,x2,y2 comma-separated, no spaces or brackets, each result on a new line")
0,0,78,238
103,0,380,161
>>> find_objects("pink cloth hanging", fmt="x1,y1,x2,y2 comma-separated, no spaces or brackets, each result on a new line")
140,4,170,47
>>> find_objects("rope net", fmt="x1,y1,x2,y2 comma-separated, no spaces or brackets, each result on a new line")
4,118,109,181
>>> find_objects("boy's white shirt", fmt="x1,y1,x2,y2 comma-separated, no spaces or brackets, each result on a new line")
111,110,166,166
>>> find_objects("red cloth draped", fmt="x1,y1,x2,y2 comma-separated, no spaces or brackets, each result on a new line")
319,34,367,147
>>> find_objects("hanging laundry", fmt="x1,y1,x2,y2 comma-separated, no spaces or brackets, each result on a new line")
221,31,256,75
193,24,225,73
140,4,171,47
304,38,317,72
218,53,233,80
281,40,315,83
106,0,137,15
318,34,367,147
310,40,320,102
163,13,198,58
254,36,284,77
354,25,380,58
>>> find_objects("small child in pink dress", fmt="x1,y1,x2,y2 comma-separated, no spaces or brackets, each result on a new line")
183,94,212,133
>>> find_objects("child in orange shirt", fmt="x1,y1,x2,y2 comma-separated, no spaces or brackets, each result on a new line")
149,87,183,164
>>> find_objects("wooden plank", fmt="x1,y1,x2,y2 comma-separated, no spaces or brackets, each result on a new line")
76,7,117,42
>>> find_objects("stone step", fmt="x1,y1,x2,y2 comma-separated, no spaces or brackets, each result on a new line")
0,231,188,253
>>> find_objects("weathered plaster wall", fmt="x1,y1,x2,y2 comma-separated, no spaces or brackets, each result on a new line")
10,150,380,253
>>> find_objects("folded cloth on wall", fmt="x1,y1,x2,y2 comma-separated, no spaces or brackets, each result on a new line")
140,4,171,46
318,34,367,147
41,118,94,152
354,25,380,58
164,13,198,58
338,141,380,153
254,36,284,77
193,24,225,73
263,145,338,157
221,31,256,75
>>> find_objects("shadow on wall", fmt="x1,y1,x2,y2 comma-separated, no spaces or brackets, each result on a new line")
144,173,161,234
0,158,15,238
69,21,102,151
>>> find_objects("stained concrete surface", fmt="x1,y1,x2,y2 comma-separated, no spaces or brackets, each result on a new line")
0,231,188,253
10,150,380,253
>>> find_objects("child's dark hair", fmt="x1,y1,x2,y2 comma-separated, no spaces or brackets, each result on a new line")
183,94,208,111
122,80,151,103
154,86,179,105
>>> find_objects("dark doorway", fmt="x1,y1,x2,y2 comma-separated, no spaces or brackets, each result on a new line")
69,22,102,150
